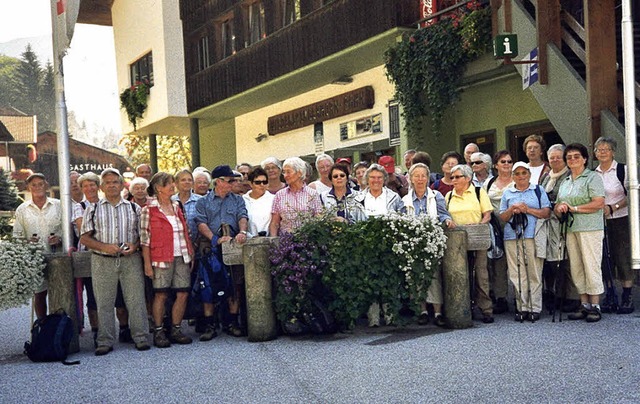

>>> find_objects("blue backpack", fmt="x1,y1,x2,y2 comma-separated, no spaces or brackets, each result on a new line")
24,310,79,365
192,237,233,304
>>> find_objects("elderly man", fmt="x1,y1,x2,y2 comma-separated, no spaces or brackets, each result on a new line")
80,168,150,356
135,163,153,182
464,143,480,165
13,173,62,319
194,165,249,341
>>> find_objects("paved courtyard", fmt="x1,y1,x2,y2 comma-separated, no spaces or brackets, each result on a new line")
1,297,639,403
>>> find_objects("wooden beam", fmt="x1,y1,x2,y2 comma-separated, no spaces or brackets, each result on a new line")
584,0,618,146
536,0,561,85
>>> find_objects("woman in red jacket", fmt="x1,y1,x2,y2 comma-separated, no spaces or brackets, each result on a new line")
140,172,194,348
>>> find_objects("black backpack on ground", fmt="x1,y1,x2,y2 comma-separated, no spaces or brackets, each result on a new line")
24,310,80,365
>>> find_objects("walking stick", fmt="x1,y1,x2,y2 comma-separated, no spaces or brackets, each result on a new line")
510,213,528,322
601,221,619,313
552,212,569,322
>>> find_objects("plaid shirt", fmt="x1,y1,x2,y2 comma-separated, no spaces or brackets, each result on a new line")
271,185,322,234
140,198,192,268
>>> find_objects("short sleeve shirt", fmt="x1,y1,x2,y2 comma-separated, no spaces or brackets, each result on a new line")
445,186,493,225
555,169,605,232
194,191,248,237
13,198,62,253
500,184,551,240
271,185,322,234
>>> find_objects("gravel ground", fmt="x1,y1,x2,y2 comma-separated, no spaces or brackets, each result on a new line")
1,297,639,403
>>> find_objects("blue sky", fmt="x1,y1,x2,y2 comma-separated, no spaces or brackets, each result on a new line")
0,0,121,135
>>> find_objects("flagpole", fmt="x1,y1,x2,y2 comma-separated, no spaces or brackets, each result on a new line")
50,0,72,252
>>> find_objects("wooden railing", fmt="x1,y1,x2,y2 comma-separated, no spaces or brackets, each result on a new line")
561,10,585,63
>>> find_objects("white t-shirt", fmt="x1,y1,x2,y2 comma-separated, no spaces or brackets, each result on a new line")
364,190,389,217
243,191,275,237
310,180,331,194
529,164,544,184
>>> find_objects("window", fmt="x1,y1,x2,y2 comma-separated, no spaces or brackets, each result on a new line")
130,52,153,86
247,1,266,46
221,17,236,58
282,0,301,27
197,35,210,71
388,101,400,146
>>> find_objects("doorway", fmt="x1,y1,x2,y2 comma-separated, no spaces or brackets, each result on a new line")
508,121,563,163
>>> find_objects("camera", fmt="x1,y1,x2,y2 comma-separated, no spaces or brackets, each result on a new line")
119,243,130,251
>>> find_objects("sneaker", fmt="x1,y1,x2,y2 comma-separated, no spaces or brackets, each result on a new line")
617,295,635,315
586,307,602,323
568,306,589,320
199,325,218,342
482,314,494,324
94,345,113,356
528,312,540,322
135,341,151,351
417,312,430,326
515,311,529,322
433,315,446,328
118,327,133,343
170,327,193,344
494,298,509,314
153,329,171,348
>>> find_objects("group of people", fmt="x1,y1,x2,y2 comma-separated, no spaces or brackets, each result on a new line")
12,134,635,354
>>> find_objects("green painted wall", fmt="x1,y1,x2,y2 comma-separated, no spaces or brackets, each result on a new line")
198,118,237,169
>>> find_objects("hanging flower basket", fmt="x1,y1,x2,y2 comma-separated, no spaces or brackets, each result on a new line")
120,81,150,131
0,240,46,311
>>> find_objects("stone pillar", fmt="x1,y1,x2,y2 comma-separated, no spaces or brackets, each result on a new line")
442,229,473,329
243,237,278,342
45,253,79,353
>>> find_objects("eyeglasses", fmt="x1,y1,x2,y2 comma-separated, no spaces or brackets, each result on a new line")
252,180,268,185
566,154,583,160
451,175,466,179
332,174,347,179
594,148,612,153
470,161,483,165
219,178,238,184
500,160,513,164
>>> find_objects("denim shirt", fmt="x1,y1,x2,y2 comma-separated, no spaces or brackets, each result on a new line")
194,191,248,237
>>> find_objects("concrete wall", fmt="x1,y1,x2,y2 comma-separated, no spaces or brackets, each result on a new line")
112,0,187,133
234,65,396,164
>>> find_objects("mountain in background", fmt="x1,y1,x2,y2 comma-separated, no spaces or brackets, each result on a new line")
0,35,120,151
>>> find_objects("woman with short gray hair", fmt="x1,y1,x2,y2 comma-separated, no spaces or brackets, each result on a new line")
470,152,493,187
269,157,321,235
309,153,334,194
261,157,286,195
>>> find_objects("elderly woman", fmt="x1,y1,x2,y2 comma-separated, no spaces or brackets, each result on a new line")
243,167,275,237
594,136,633,314
499,162,551,322
523,134,551,184
540,144,579,312
445,164,494,323
309,153,334,194
430,151,463,196
352,161,370,191
470,152,493,187
261,157,287,195
554,143,605,322
320,163,366,224
353,163,404,327
193,170,211,196
129,177,150,207
269,157,322,236
482,150,513,314
172,169,203,246
140,172,194,347
402,163,454,327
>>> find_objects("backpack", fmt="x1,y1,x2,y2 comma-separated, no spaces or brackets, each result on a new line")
617,163,627,195
192,238,233,304
24,310,79,365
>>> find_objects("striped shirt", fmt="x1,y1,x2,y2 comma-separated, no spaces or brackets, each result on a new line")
139,199,192,268
80,197,140,248
271,185,322,234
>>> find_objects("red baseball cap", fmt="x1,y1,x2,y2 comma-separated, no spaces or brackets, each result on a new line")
378,155,395,174
336,157,352,165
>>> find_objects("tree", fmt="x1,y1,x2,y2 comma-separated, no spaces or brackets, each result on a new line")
0,55,20,108
0,168,21,210
11,45,43,118
119,134,192,174
38,62,56,132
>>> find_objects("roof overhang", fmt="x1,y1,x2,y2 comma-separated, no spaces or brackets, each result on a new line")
77,0,114,26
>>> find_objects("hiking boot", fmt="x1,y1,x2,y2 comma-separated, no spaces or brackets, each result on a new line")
417,312,430,326
135,341,151,351
118,326,133,343
586,307,602,323
200,325,218,341
528,312,540,322
224,323,243,338
568,306,589,320
153,329,171,348
94,345,113,356
482,314,494,324
433,315,446,328
494,298,509,314
515,311,528,322
170,326,193,344
617,295,635,315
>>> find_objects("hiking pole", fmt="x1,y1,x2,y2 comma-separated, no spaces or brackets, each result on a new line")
602,221,619,313
553,212,573,323
518,213,534,322
511,213,526,322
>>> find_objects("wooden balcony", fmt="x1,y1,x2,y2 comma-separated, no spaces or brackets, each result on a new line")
182,0,419,113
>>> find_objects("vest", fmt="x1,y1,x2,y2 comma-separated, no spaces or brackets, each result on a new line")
148,204,193,263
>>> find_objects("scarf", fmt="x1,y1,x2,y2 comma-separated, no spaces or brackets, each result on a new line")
544,166,568,193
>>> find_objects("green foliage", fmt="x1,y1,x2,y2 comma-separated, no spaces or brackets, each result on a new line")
0,168,20,211
269,212,447,329
384,3,492,137
119,132,192,173
0,55,20,108
119,81,149,131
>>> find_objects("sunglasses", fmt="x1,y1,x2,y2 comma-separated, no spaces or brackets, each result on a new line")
253,180,268,185
500,160,513,164
470,161,483,165
451,175,466,179
332,174,347,179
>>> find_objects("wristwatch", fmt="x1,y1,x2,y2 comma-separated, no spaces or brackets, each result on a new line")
239,230,247,235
